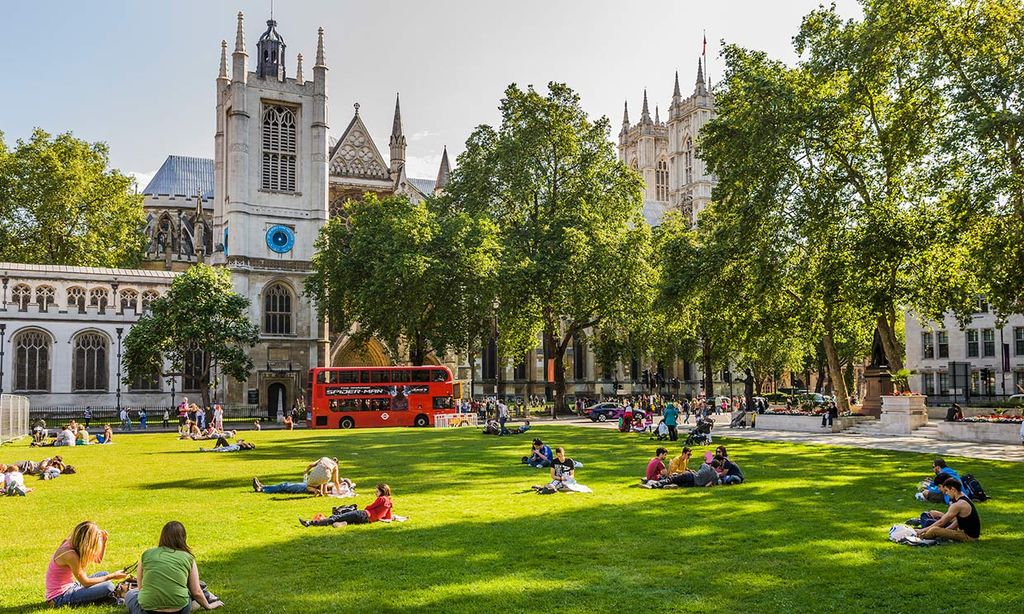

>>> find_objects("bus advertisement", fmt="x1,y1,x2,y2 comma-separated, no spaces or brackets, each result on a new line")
307,366,457,429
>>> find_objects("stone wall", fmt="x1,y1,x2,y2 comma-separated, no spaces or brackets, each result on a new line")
937,421,1022,444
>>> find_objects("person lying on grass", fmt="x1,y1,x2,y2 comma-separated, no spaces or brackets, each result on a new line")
3,464,33,495
45,521,128,607
15,456,65,476
300,483,393,527
914,478,981,542
252,456,341,496
532,448,592,493
199,437,255,452
124,520,223,613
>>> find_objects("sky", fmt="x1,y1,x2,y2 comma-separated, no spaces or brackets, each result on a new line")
1,0,862,187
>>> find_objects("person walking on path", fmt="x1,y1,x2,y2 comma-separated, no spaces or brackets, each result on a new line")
162,409,170,428
663,401,680,441
120,408,132,432
83,407,92,429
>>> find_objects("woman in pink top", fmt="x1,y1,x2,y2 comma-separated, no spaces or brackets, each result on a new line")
46,521,127,607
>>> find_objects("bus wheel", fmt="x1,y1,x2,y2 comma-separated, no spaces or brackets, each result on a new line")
339,417,355,429
414,414,429,427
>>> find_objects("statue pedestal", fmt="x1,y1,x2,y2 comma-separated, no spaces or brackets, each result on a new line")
879,395,929,434
861,367,893,417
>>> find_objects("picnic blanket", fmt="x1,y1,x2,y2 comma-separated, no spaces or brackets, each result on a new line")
888,524,939,547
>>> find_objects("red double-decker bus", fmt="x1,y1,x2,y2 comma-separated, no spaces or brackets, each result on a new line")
307,366,460,429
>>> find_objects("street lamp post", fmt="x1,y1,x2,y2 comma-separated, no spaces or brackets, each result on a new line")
0,322,6,396
115,327,124,413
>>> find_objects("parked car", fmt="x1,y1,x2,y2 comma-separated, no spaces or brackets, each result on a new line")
1008,394,1024,407
799,393,828,407
583,402,645,423
763,392,791,404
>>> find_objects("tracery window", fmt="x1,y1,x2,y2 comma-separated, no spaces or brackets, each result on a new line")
182,344,205,391
35,286,55,312
656,159,669,201
73,332,108,391
263,283,292,335
89,288,109,314
14,329,51,391
261,104,297,192
67,287,87,313
120,289,139,313
12,284,32,311
684,137,693,185
141,290,159,312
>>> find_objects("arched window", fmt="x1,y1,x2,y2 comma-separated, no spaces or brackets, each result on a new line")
573,335,587,381
182,344,205,391
630,158,639,171
35,286,55,312
656,159,669,201
261,104,297,192
120,289,139,313
14,329,51,391
73,332,108,391
684,137,693,185
12,284,31,311
67,287,87,313
141,290,159,312
89,288,109,314
263,283,292,335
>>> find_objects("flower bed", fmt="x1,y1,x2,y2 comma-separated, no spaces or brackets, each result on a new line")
938,420,1022,444
963,414,1024,424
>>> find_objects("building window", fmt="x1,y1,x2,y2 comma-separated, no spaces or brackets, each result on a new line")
921,332,935,360
937,330,949,359
655,159,669,201
1015,327,1024,356
89,288,109,314
120,289,139,313
67,287,87,313
12,284,31,311
261,104,297,192
14,329,51,392
263,283,292,335
141,290,159,312
130,365,162,391
982,328,995,357
482,337,498,381
573,335,586,381
966,329,979,358
513,356,527,381
937,372,950,396
35,286,55,312
976,296,989,313
921,372,936,396
1015,370,1024,395
73,332,108,391
182,345,205,391
684,138,693,184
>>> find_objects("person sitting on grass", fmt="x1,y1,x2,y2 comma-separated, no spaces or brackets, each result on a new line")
97,424,114,444
915,479,981,542
523,439,554,468
692,457,722,487
124,520,223,613
644,448,669,486
512,420,532,434
916,458,961,503
75,426,90,446
3,464,33,496
252,456,341,496
717,453,745,485
669,446,692,476
55,424,76,447
532,447,592,494
45,521,128,607
300,483,394,527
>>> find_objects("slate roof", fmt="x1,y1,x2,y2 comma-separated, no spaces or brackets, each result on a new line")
143,155,215,199
408,178,436,196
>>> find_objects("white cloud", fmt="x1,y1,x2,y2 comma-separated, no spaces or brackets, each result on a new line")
410,130,440,142
126,170,157,194
405,154,442,180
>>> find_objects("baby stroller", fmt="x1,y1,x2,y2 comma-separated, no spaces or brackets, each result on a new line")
684,417,715,446
729,409,748,429
650,419,670,441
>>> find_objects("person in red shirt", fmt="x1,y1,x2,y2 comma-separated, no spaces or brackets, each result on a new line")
300,483,393,528
644,448,669,483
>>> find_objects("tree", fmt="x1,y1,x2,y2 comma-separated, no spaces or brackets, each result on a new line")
305,193,497,366
123,265,259,408
0,128,147,267
445,83,655,417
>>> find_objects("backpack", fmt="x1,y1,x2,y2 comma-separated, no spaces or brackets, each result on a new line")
961,474,988,502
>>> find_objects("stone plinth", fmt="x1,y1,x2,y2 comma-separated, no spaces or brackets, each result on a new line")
880,395,929,434
938,421,1023,444
861,367,893,418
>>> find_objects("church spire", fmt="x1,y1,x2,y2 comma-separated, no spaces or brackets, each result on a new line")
232,12,248,83
435,146,451,191
655,105,660,124
234,12,245,53
389,93,407,175
295,53,304,85
673,70,681,98
218,40,228,80
640,89,652,124
315,27,326,67
696,57,707,95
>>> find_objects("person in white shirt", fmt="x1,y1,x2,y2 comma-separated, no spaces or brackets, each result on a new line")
56,426,76,447
3,465,31,495
252,457,340,496
498,402,510,433
213,404,224,430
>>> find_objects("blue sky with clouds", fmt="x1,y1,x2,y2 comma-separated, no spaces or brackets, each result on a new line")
1,0,861,186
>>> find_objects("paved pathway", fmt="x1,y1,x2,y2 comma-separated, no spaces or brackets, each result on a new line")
564,416,1024,463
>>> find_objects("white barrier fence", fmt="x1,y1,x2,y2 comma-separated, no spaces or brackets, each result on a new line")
434,413,479,428
0,394,30,444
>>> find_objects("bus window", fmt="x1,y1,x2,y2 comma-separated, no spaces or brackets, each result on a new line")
317,371,330,384
431,369,448,382
369,398,390,411
359,370,371,383
432,396,454,409
370,370,389,383
338,370,359,384
411,370,431,383
392,370,410,383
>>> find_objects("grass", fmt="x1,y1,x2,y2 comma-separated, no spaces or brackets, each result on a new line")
1,425,1022,613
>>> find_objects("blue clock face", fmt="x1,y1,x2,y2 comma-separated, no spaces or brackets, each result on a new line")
266,225,295,253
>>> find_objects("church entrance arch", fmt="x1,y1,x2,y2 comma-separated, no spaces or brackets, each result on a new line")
266,382,288,421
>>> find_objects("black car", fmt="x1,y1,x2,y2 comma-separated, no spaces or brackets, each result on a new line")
583,402,645,423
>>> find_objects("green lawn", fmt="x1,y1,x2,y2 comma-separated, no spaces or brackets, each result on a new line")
1,426,1021,613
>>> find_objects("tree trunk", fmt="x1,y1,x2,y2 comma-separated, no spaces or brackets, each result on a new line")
822,329,850,414
199,352,212,410
551,340,566,420
701,337,714,397
875,315,904,372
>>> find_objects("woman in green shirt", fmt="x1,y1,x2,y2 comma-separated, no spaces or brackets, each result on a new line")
125,521,223,614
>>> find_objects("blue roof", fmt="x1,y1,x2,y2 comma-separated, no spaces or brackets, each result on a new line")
409,178,436,196
143,155,214,199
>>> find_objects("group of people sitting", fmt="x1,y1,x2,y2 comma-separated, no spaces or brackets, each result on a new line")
482,419,531,435
252,456,354,497
2,456,76,495
32,420,115,447
905,458,983,542
178,422,238,442
44,520,223,611
642,445,744,489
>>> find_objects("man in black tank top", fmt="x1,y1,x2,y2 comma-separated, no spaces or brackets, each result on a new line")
917,479,981,542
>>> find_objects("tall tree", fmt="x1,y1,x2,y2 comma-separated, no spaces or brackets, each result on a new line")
445,83,655,416
123,265,260,409
305,193,497,366
0,129,147,267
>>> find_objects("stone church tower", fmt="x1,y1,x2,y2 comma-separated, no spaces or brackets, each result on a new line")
211,13,330,414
